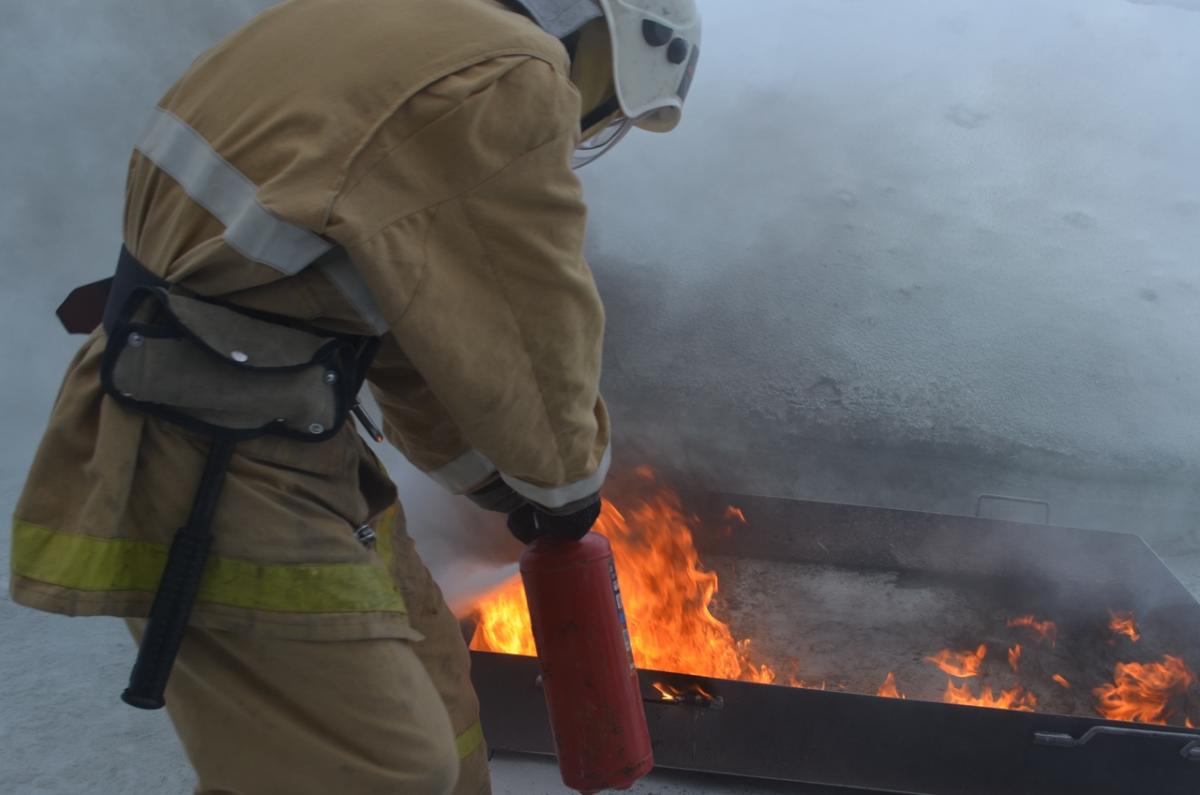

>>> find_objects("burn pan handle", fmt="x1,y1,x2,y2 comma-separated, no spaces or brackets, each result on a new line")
976,493,1051,524
644,693,726,710
644,681,725,710
1035,727,1200,762
536,673,728,711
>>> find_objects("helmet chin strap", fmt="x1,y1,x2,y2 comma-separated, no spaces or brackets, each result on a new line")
505,0,643,168
561,29,582,61
580,95,621,138
572,112,635,169
567,15,623,166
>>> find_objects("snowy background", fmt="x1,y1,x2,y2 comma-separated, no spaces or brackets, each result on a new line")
3,0,1200,792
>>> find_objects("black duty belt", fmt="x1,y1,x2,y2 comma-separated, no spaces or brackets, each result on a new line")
57,246,168,336
55,249,382,709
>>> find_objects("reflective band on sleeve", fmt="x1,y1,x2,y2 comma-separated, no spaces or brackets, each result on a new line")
11,520,407,615
427,449,497,494
136,107,332,275
313,248,390,334
456,720,485,760
428,443,612,507
500,441,611,509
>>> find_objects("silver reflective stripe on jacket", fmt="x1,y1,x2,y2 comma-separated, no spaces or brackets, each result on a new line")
430,443,611,509
428,450,497,494
500,442,611,509
135,107,386,333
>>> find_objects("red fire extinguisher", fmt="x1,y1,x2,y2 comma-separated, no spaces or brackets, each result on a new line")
520,532,653,793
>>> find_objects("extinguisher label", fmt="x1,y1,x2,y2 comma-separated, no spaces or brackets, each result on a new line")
608,559,636,674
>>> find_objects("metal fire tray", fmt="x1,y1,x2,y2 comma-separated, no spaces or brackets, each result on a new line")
470,493,1200,795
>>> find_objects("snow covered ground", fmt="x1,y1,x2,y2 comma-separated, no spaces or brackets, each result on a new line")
3,1,1200,792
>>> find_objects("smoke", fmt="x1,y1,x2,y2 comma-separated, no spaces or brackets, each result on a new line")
4,0,1199,551
1,0,1197,622
582,0,1200,553
1,0,1198,602
3,1,1200,791
1128,0,1200,11
0,0,281,487
360,394,526,613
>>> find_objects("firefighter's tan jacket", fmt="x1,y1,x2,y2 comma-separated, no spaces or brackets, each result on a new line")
11,0,610,641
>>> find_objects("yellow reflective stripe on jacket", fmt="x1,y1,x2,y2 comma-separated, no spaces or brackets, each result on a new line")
456,720,485,760
11,520,406,614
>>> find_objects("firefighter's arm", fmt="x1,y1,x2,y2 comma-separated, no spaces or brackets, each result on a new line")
340,56,609,517
365,335,473,477
367,337,607,543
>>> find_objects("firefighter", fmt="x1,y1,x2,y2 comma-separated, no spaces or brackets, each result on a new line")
11,0,701,792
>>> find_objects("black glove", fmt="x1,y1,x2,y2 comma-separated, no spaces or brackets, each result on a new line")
466,475,526,514
506,495,602,545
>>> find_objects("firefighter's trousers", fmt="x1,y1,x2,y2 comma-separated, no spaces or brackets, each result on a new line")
127,511,489,795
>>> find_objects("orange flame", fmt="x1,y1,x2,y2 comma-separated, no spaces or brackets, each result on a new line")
467,578,536,657
943,681,1038,711
470,471,1198,726
1108,610,1141,643
471,479,776,684
877,672,906,699
926,644,987,678
653,681,718,704
1093,655,1197,725
1008,644,1022,673
1007,615,1058,647
653,682,682,703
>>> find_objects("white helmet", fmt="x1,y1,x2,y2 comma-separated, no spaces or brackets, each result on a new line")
510,0,702,167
